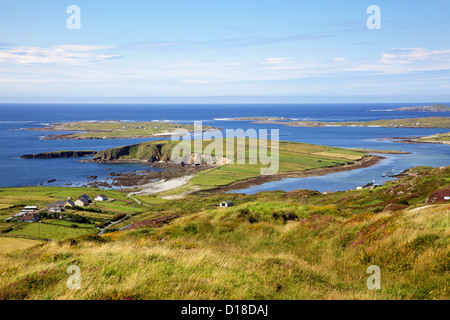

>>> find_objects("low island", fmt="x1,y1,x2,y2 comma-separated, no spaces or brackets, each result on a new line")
236,116,450,129
26,120,218,140
393,104,450,112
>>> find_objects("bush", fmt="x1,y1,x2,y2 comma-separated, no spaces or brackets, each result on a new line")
272,211,298,223
396,199,409,205
407,234,440,250
111,213,127,222
0,270,59,300
0,227,13,233
70,224,79,228
62,234,108,246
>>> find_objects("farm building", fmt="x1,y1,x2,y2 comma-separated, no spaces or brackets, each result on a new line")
219,201,233,208
18,212,40,223
79,194,91,203
75,197,89,207
46,199,75,212
95,194,108,201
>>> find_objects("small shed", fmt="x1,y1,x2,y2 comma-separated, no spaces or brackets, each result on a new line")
24,206,38,211
219,201,233,208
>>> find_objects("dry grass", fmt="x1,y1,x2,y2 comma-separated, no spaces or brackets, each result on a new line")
0,203,447,300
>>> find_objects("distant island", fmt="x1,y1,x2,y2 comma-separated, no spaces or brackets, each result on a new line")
393,104,450,112
388,132,450,145
25,120,217,140
236,116,450,129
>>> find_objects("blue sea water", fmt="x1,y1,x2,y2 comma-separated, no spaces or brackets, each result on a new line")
0,103,449,191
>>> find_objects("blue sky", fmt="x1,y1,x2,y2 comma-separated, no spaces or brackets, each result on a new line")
0,0,449,103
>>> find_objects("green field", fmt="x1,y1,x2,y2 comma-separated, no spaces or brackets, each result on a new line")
188,139,366,189
9,222,97,240
0,237,42,254
0,186,149,242
417,132,450,142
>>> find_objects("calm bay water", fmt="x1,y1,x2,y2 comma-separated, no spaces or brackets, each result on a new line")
0,103,449,191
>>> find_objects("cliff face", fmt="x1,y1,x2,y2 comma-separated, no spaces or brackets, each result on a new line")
92,142,175,162
20,150,97,159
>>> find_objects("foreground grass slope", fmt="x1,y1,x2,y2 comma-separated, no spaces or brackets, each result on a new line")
0,166,448,300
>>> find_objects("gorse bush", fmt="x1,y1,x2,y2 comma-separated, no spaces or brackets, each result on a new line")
0,270,60,300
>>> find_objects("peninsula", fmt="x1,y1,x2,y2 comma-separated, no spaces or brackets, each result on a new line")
387,132,450,145
21,138,381,196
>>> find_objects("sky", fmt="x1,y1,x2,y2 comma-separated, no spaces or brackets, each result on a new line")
0,0,449,103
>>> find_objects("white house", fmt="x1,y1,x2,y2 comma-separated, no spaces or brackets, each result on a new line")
94,194,108,201
219,201,233,208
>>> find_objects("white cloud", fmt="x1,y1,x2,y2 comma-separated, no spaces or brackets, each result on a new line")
379,47,450,64
332,57,345,62
0,44,120,65
263,57,289,65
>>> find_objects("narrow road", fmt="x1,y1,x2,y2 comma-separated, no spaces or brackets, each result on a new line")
98,216,128,235
126,193,142,205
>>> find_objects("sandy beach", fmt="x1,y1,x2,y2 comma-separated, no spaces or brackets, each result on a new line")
130,175,195,195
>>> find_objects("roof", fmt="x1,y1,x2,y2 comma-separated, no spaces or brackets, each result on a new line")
18,213,39,221
95,194,108,199
75,197,89,204
79,194,91,201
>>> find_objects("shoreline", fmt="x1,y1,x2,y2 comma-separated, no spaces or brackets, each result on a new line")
194,155,384,194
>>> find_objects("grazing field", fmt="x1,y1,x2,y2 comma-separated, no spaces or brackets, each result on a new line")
0,237,42,254
9,222,97,240
187,139,368,189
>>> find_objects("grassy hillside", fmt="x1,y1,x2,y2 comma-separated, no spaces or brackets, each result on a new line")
0,166,448,300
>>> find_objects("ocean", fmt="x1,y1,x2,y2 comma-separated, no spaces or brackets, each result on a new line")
0,103,449,192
